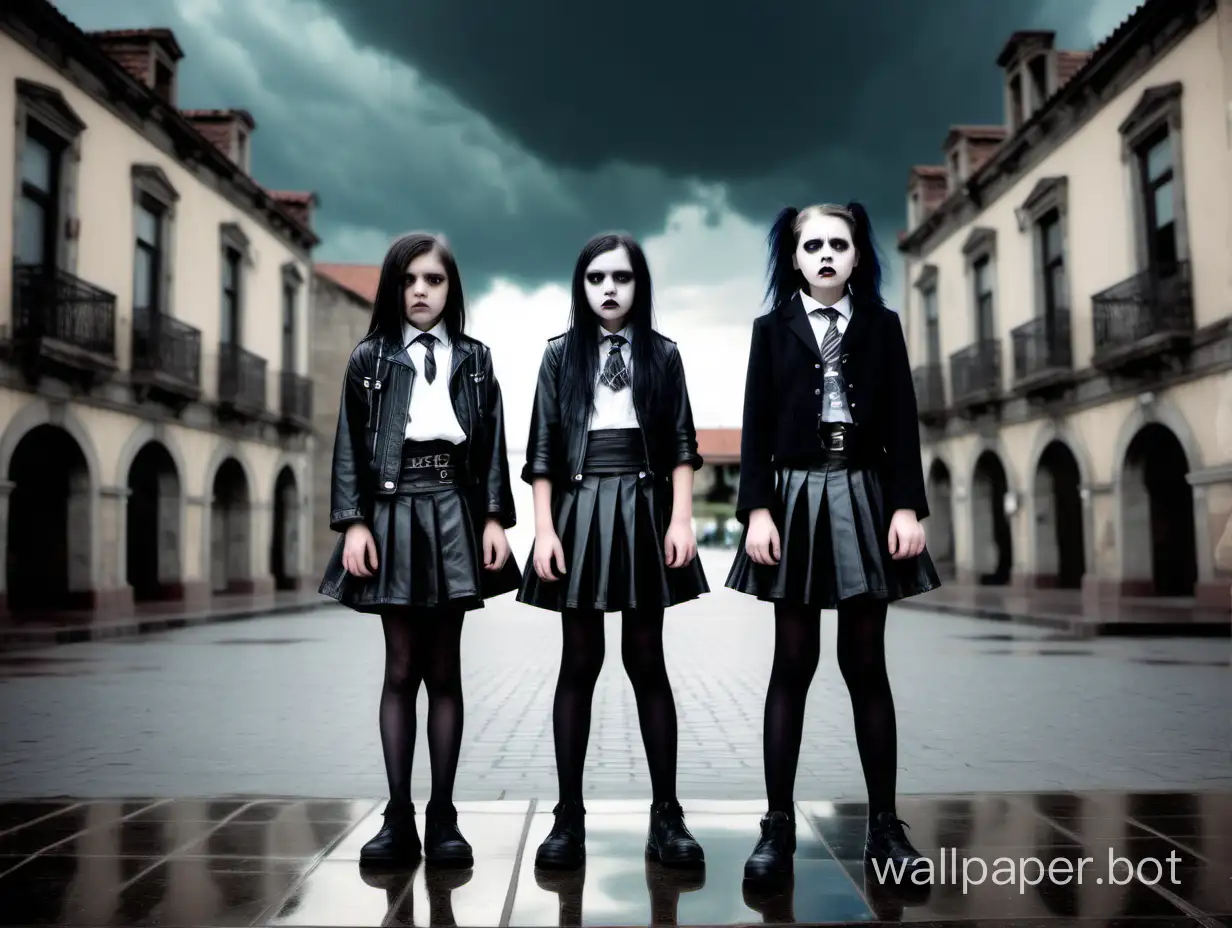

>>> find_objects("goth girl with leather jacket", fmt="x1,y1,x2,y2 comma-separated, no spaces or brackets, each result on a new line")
319,232,521,871
518,232,709,873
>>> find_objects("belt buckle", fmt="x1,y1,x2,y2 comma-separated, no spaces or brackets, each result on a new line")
830,429,846,452
439,468,450,481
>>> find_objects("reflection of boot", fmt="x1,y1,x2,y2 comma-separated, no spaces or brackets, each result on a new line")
534,865,586,927
741,873,795,924
360,860,420,924
645,859,705,926
424,865,473,928
862,855,930,912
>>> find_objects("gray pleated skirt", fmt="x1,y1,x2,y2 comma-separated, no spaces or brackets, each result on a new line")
725,462,940,607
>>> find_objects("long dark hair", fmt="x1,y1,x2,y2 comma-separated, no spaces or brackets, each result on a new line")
765,201,888,312
558,232,668,425
366,232,466,343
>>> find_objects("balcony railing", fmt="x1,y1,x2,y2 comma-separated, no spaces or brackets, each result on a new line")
912,362,946,420
1091,261,1193,369
217,342,266,416
1011,309,1073,391
279,369,312,429
949,339,1002,408
10,263,117,373
132,309,201,400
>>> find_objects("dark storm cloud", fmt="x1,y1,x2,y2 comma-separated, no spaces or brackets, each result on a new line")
51,0,1119,298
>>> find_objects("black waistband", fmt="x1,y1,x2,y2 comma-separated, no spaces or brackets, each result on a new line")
780,423,858,469
584,428,644,475
400,439,466,486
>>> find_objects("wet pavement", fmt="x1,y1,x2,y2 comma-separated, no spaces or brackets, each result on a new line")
0,791,1227,926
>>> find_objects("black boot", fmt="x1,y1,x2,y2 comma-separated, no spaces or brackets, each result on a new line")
423,801,473,869
645,800,704,868
534,800,586,871
865,812,928,876
742,810,795,883
360,799,421,868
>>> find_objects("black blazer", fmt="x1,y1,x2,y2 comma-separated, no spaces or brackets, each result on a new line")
522,330,703,501
328,331,517,533
735,291,929,521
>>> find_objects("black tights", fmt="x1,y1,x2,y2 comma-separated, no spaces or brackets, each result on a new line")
552,607,678,803
378,607,466,807
763,597,897,819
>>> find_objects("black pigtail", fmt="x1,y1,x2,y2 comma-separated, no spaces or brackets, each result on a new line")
764,206,800,313
845,200,887,307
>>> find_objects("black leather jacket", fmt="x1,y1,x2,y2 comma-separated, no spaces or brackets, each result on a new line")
521,331,703,494
329,331,516,532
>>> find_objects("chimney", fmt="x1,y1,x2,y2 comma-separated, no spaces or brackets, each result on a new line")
906,166,948,227
89,29,184,105
942,125,1007,191
181,109,257,173
268,191,319,231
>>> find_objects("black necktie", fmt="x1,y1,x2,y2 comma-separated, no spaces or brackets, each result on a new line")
600,334,630,391
817,308,841,367
415,332,437,384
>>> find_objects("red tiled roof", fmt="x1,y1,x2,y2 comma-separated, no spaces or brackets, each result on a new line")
89,27,183,58
317,263,380,305
697,428,741,464
181,108,256,129
1056,51,1094,87
269,191,317,205
910,165,947,178
945,124,1008,145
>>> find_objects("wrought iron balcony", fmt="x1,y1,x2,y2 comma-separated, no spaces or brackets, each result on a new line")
131,309,201,403
949,339,1002,409
1091,261,1193,371
279,369,313,430
1011,309,1074,393
217,342,266,416
9,263,117,379
912,362,946,422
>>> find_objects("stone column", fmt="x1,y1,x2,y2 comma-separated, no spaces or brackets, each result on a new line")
1081,483,1117,603
248,500,275,595
182,495,210,606
1189,466,1231,607
96,486,135,613
0,480,12,612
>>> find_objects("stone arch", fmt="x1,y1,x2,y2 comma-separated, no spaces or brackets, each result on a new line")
115,422,190,496
209,456,253,593
0,400,102,609
117,423,190,602
1120,422,1198,596
1025,422,1093,589
270,463,302,589
971,448,1014,585
202,440,259,504
925,455,955,572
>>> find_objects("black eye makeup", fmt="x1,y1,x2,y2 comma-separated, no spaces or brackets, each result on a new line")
404,273,446,286
803,238,850,252
587,271,633,284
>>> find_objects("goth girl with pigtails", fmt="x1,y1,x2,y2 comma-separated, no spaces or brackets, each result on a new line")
518,232,710,873
725,203,941,886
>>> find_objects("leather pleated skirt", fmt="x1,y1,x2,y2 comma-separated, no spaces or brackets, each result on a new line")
319,439,521,614
725,455,941,608
517,428,710,613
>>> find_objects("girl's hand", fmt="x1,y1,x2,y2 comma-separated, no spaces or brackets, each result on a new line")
342,523,378,577
745,509,781,565
533,530,567,582
482,519,510,570
888,509,925,560
664,518,697,568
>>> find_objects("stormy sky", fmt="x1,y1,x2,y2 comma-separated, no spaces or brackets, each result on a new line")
54,0,1141,435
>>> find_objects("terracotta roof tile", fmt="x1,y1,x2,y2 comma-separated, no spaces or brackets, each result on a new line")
181,108,256,129
89,27,183,59
1056,50,1093,87
317,263,380,305
911,165,948,178
696,428,741,463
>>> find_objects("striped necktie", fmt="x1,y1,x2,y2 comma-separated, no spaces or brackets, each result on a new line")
600,334,630,391
817,308,842,366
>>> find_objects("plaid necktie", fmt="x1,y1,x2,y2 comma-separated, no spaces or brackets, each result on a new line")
817,308,842,367
600,334,630,391
414,332,437,384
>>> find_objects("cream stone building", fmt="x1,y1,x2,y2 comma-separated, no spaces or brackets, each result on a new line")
897,0,1231,607
0,2,319,617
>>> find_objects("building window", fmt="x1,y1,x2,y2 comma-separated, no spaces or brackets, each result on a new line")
219,223,250,345
280,263,303,374
1008,73,1024,131
1027,55,1049,112
13,80,86,275
961,226,997,344
1119,82,1187,277
130,164,179,326
1038,209,1065,318
923,286,941,365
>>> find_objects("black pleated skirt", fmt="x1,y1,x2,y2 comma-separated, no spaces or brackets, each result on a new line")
319,440,522,614
517,428,710,613
725,460,941,608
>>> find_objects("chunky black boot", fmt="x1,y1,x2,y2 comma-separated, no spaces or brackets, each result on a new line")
360,799,421,868
423,801,473,869
742,810,796,883
534,800,586,870
865,812,929,878
645,800,704,868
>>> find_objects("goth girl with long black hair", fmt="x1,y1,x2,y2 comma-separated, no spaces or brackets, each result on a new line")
319,231,521,870
725,203,940,885
519,232,709,872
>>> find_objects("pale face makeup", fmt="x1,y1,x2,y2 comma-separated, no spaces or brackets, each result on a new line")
793,212,858,304
403,249,449,331
584,246,635,332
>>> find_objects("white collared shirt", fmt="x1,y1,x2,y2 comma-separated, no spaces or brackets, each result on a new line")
799,290,853,425
401,319,467,444
589,325,639,431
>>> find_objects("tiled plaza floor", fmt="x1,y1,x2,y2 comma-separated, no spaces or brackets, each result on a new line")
0,791,1227,926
